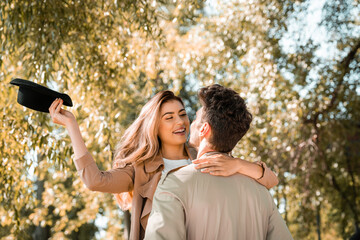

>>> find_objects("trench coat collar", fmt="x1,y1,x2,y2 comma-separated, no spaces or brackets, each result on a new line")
144,144,195,173
144,154,163,173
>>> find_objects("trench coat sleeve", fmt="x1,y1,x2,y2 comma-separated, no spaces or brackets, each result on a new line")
266,200,294,240
254,161,279,189
144,186,186,240
74,152,134,193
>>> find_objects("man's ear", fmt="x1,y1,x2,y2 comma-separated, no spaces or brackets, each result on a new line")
199,122,211,137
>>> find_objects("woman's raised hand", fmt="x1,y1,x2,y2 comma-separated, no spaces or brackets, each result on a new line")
49,99,88,159
49,98,76,127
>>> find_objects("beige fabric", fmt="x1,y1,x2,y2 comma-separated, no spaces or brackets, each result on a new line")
145,161,293,240
73,146,195,240
73,148,279,240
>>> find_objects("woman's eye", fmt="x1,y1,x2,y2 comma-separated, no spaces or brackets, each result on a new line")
180,113,187,116
166,117,173,120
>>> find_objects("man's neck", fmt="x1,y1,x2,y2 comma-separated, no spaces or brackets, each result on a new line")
196,139,217,159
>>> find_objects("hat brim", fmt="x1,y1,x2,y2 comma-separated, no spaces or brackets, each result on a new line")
10,78,73,113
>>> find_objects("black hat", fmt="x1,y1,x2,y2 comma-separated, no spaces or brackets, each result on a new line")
10,78,73,113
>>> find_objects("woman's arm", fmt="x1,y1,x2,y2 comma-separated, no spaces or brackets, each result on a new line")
49,98,134,193
49,98,87,159
253,161,279,190
192,155,279,189
74,152,134,193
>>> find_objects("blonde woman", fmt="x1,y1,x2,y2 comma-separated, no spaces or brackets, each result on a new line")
49,91,278,240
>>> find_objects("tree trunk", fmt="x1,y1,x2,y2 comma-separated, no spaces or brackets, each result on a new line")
123,210,131,240
316,204,321,240
32,154,51,240
32,179,50,240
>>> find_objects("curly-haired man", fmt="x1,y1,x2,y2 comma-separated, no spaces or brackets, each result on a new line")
145,84,293,240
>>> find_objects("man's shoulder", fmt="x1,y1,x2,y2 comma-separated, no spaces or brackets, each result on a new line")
166,164,263,189
157,164,198,195
162,164,198,184
173,163,198,175
159,164,270,194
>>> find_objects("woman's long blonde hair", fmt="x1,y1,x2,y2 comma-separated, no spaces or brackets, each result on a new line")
113,90,184,210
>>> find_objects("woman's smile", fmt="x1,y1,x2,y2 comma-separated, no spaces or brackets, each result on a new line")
173,127,186,135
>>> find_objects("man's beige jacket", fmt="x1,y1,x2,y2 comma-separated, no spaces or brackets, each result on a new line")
145,159,293,240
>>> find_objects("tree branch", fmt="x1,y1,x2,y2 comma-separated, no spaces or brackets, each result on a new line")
303,39,360,125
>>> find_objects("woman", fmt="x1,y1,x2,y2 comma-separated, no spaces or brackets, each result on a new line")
49,91,278,240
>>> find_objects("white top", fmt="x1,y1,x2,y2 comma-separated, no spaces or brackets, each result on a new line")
162,158,192,174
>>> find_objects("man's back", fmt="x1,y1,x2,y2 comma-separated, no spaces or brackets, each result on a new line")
145,164,293,240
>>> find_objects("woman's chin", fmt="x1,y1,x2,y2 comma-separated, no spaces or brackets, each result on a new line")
172,136,188,145
177,138,188,145
161,134,188,146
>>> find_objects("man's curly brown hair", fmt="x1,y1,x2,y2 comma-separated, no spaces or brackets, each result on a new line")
198,84,252,153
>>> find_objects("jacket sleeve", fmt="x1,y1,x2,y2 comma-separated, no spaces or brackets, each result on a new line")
267,200,294,240
74,152,134,193
144,184,186,240
254,161,279,189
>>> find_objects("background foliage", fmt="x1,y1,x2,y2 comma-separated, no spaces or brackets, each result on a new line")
1,0,359,239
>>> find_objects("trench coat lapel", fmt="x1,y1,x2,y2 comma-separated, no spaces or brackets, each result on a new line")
144,154,163,173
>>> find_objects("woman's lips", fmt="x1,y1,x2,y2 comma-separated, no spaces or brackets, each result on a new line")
173,128,186,135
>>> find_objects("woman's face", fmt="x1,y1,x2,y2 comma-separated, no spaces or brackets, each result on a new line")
158,100,190,147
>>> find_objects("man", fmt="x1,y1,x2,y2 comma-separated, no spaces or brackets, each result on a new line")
144,84,293,240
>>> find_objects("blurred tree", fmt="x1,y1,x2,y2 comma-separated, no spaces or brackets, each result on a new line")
0,0,204,239
1,0,359,239
170,0,359,239
151,0,359,239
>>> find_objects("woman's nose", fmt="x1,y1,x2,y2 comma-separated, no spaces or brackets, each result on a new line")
175,115,185,125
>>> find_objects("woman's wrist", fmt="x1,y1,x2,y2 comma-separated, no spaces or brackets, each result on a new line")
236,159,244,174
64,116,77,129
66,120,80,138
65,119,88,159
237,159,250,174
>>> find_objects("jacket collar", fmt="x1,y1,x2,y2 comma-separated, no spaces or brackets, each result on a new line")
144,153,164,173
144,144,196,173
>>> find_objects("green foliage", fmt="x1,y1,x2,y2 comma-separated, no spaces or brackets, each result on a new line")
1,0,204,238
1,0,359,239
